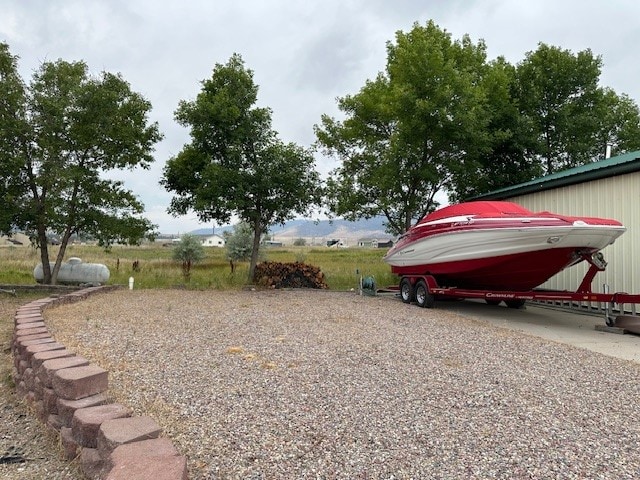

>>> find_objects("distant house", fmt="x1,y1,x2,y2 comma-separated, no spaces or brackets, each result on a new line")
264,240,283,247
200,234,225,247
358,238,393,248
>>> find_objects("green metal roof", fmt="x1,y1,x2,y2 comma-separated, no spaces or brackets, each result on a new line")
473,150,640,200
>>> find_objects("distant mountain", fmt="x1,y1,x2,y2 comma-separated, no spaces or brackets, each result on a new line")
270,217,389,238
189,225,233,236
189,216,392,246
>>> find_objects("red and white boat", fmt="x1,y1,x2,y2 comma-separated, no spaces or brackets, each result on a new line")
383,201,626,291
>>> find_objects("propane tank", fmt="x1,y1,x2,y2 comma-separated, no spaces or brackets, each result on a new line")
34,257,110,285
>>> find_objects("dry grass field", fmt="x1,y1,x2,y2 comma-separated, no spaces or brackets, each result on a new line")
0,243,397,291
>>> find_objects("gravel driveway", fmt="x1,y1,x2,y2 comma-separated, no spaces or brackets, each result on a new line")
43,289,640,479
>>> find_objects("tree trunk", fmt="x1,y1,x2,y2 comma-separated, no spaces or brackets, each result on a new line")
37,227,52,285
248,222,262,282
51,227,74,285
404,211,413,234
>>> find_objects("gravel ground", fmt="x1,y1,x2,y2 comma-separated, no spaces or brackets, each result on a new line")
37,288,640,479
0,293,83,480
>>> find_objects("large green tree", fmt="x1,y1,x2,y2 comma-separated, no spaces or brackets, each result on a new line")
318,30,640,211
0,43,162,284
456,44,640,199
597,89,640,154
450,57,542,201
162,54,321,280
515,43,640,173
315,21,490,235
0,43,27,234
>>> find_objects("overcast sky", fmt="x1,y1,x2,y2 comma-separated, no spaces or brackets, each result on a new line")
2,0,639,233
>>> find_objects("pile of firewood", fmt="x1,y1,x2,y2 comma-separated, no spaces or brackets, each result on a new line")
253,261,329,289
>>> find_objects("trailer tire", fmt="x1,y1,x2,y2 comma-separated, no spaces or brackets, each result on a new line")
415,280,435,308
506,299,526,309
400,278,414,303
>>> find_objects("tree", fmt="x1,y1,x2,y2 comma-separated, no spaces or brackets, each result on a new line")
597,89,640,155
0,43,28,234
0,43,162,284
457,43,640,198
450,57,542,201
315,21,490,235
225,222,255,273
162,54,321,280
172,234,205,280
516,44,607,173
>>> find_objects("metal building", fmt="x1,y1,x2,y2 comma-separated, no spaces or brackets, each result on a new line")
473,150,640,305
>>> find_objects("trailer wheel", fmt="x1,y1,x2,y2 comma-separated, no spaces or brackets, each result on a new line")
400,278,414,303
505,299,526,309
415,280,435,308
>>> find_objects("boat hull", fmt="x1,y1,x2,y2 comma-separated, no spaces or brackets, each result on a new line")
384,221,625,291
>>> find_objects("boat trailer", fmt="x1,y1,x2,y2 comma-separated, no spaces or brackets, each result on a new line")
394,252,640,332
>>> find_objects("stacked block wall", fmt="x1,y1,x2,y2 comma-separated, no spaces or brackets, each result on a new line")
11,286,188,480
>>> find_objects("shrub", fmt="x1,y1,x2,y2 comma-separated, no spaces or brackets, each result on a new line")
225,222,257,273
172,234,205,280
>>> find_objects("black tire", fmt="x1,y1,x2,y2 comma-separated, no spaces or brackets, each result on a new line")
400,278,414,304
485,299,502,306
415,280,435,308
505,299,526,309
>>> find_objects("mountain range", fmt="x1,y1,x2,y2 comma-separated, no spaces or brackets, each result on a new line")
190,216,392,245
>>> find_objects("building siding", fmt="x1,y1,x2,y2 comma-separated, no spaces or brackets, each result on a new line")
505,170,640,306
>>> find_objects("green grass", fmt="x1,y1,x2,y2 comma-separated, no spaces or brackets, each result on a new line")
0,243,398,291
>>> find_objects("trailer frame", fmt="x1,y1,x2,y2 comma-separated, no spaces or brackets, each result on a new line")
394,252,640,326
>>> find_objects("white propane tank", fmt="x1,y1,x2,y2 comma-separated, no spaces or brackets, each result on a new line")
33,257,110,285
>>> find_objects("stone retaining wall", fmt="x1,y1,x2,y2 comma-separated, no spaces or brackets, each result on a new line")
11,286,189,480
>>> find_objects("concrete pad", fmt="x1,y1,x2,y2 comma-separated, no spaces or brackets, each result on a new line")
436,299,640,363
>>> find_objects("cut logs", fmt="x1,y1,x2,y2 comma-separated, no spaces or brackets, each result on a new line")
254,261,328,289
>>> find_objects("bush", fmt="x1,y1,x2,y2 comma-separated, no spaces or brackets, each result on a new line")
172,234,205,280
225,223,254,263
